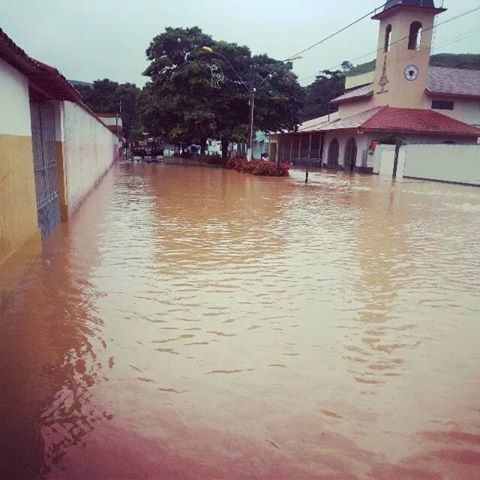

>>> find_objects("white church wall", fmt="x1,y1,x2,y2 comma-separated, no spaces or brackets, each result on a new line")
403,144,480,185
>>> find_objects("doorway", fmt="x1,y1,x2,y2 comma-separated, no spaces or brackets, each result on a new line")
344,138,357,172
30,100,60,238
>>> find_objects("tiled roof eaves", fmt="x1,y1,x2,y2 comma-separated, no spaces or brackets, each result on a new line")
360,125,479,137
0,28,115,134
331,92,373,104
425,88,480,100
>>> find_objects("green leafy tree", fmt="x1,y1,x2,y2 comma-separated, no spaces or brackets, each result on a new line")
141,26,304,156
142,27,215,150
300,69,345,122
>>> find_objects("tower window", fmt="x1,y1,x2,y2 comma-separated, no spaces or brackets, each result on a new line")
432,100,455,110
408,22,422,50
384,25,392,52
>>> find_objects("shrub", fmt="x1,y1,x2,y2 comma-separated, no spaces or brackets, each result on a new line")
197,154,227,167
252,161,289,176
226,157,289,177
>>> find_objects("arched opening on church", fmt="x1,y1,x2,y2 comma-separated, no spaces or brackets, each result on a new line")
344,138,357,172
408,21,422,50
327,139,339,168
384,24,392,52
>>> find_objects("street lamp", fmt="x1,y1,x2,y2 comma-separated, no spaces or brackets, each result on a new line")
201,46,301,161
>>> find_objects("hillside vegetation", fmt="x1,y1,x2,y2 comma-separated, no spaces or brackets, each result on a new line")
347,53,480,76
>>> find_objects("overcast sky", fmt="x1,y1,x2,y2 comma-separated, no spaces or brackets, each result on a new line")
2,0,479,87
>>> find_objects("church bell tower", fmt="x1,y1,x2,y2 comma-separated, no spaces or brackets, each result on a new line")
372,0,446,108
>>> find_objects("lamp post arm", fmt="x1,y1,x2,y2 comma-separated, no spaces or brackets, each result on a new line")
254,57,299,90
211,51,252,92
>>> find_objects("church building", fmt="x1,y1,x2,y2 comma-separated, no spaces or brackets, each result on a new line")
269,0,480,171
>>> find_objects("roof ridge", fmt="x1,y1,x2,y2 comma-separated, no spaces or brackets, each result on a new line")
0,27,116,134
430,65,480,73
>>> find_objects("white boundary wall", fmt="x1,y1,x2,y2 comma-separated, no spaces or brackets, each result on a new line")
403,144,480,186
62,101,119,215
374,145,407,177
374,144,480,186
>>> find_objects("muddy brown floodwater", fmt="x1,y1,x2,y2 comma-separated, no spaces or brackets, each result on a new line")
1,164,479,480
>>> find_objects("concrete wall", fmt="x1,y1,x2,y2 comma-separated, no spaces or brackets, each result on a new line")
323,131,372,169
337,99,373,119
403,144,480,185
0,58,39,267
428,98,480,128
62,101,119,216
374,143,480,186
372,145,406,177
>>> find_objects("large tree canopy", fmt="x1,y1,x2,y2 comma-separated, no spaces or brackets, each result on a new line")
299,61,354,122
141,26,304,152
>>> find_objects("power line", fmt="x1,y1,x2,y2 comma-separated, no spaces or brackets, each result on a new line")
283,1,389,61
298,4,480,85
432,27,480,52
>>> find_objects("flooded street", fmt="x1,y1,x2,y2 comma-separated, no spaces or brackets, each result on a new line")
1,163,479,480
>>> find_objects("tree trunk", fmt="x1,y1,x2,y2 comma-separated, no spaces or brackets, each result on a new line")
221,138,229,159
200,138,207,155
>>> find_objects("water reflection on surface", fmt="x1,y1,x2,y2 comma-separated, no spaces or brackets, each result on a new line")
1,164,479,479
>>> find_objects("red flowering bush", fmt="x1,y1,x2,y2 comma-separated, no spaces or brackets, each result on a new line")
252,161,289,176
226,157,289,176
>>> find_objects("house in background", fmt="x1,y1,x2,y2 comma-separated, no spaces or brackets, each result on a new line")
96,112,123,137
206,131,269,158
269,0,480,171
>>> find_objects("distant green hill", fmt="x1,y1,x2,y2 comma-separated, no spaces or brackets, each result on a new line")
430,53,480,70
346,53,480,76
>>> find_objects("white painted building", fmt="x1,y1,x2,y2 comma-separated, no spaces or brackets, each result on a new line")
270,0,480,173
0,27,119,279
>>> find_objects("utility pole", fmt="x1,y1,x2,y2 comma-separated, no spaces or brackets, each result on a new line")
201,47,301,164
248,88,256,161
393,137,405,180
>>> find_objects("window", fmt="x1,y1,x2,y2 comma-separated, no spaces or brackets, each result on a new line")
432,100,455,111
408,22,422,50
384,25,392,52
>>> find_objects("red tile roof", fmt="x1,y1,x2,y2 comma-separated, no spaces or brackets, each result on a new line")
296,106,480,138
321,107,384,131
0,28,81,102
361,106,480,137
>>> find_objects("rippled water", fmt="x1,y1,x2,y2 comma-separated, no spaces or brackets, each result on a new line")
1,164,479,480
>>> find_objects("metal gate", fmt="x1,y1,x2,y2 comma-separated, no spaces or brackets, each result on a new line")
30,101,60,238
